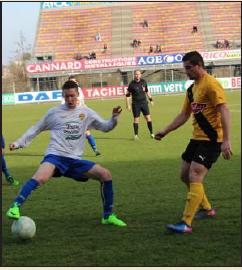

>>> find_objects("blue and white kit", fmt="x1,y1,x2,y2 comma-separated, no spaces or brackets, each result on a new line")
13,104,118,160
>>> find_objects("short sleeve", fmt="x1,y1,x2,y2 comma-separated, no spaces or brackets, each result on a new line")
126,83,132,97
207,79,226,106
143,80,148,92
181,91,191,113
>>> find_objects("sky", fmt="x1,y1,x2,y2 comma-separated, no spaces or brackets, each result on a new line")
2,2,41,65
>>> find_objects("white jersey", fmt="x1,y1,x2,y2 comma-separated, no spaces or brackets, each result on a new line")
61,87,85,107
13,104,118,160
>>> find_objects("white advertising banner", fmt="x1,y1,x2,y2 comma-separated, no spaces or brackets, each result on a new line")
201,50,241,61
10,77,240,105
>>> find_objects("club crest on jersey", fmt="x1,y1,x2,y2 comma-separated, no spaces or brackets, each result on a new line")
191,102,206,114
79,113,85,120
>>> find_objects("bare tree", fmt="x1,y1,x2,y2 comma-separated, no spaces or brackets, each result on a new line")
3,31,32,93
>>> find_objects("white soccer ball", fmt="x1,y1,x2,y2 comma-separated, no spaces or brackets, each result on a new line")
11,216,36,240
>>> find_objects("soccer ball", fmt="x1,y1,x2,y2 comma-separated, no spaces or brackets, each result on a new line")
11,216,36,240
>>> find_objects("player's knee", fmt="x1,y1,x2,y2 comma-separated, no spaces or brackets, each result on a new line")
189,168,203,182
32,175,49,186
99,168,112,181
85,130,91,136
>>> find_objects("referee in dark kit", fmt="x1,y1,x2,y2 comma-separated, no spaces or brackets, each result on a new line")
126,70,154,139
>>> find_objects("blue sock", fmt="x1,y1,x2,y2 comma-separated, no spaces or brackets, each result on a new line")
101,181,113,218
86,134,97,152
14,179,39,206
2,155,11,178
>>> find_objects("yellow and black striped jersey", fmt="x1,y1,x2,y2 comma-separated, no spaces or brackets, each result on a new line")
182,73,226,142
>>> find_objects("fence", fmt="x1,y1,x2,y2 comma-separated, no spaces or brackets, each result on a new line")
2,64,241,94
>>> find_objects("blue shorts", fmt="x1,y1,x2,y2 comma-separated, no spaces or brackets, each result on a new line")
2,136,5,149
41,154,96,182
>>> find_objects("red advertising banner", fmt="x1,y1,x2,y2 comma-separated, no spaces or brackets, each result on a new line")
83,57,136,69
26,60,84,74
26,57,136,74
82,86,128,99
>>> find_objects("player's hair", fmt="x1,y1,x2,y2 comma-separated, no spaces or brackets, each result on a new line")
62,80,79,94
182,51,205,68
134,69,142,74
68,75,76,80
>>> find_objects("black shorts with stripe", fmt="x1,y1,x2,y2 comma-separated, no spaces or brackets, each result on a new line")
132,101,150,118
181,139,222,169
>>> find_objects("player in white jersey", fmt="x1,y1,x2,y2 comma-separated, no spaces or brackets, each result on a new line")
61,75,101,156
6,80,126,227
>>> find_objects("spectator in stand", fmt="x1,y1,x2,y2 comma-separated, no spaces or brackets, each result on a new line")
132,39,138,48
137,40,141,47
216,40,224,49
91,52,96,59
95,32,102,42
224,39,230,49
87,52,96,60
149,45,153,53
75,53,82,60
103,44,107,53
143,19,148,28
192,25,198,33
155,44,162,53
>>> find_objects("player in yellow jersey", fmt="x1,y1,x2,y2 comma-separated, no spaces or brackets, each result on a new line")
155,51,232,233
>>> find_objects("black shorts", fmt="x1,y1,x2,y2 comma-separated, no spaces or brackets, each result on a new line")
132,102,150,118
181,139,222,169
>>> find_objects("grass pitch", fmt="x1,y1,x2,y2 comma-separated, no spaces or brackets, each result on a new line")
2,91,241,266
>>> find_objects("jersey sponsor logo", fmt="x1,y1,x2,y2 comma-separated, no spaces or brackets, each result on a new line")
63,121,82,140
198,155,205,161
79,113,85,120
191,102,206,114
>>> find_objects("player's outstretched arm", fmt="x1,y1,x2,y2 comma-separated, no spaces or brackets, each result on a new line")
9,142,21,151
88,106,122,132
9,113,51,149
112,106,122,117
155,111,190,141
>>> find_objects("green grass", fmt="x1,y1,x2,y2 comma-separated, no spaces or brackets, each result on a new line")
2,91,241,266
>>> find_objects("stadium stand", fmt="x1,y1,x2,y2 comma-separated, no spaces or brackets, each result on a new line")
207,2,241,49
34,2,241,61
35,6,112,60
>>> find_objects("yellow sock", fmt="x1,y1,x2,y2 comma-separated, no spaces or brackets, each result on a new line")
185,181,211,210
200,192,212,210
182,182,204,226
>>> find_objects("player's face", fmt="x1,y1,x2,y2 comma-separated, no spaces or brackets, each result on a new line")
134,71,141,81
183,60,199,80
63,88,79,109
